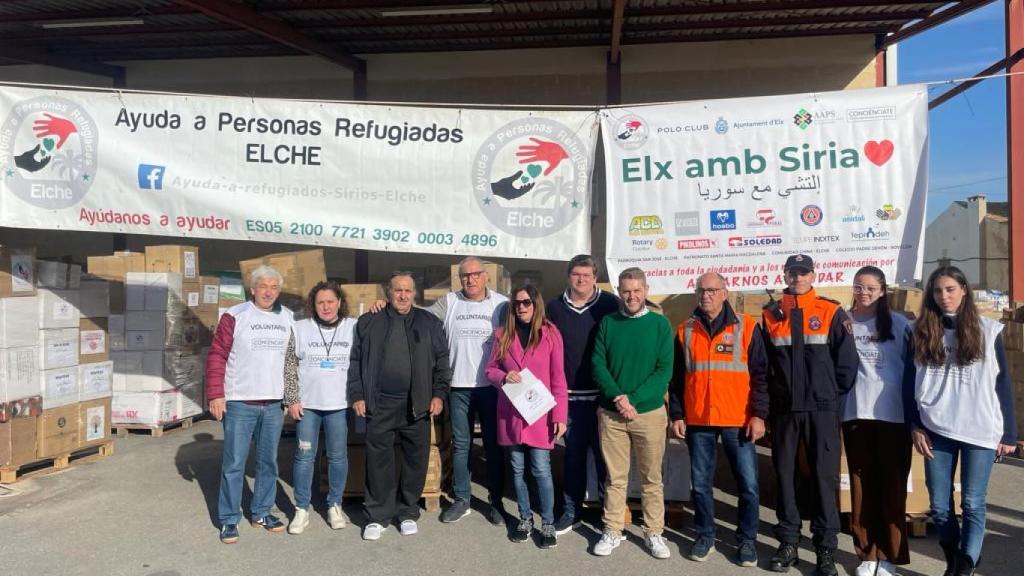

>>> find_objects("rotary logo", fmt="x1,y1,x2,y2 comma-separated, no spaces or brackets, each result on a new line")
1,96,98,209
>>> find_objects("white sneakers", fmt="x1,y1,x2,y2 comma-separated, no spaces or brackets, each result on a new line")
856,560,899,576
328,503,347,530
593,530,624,556
400,520,418,536
362,523,385,541
645,533,671,559
287,508,309,535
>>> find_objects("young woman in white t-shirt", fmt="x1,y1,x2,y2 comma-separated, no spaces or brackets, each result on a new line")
842,266,915,576
910,266,1017,576
283,281,357,535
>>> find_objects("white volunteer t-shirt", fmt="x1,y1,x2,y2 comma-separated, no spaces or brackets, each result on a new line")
440,290,507,388
293,317,355,410
223,301,294,401
843,313,910,424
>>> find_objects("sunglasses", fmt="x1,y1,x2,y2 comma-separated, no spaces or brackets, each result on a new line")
513,299,534,308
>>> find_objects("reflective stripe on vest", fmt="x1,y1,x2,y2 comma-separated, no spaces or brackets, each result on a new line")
770,334,829,347
684,315,747,373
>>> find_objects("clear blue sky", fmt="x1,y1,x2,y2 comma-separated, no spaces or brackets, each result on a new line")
898,2,1008,222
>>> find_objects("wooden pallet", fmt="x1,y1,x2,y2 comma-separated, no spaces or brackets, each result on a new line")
114,416,194,438
906,513,930,537
0,441,114,484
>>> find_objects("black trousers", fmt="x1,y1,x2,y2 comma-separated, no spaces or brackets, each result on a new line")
771,411,841,549
364,393,431,525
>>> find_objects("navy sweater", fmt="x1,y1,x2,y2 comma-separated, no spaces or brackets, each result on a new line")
546,289,620,396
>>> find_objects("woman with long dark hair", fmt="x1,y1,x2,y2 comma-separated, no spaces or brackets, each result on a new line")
842,266,915,576
283,281,356,535
484,284,568,549
910,266,1017,575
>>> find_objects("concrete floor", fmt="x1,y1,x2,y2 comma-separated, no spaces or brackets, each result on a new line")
1,419,1022,576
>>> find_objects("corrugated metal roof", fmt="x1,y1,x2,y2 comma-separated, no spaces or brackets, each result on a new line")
0,1,979,68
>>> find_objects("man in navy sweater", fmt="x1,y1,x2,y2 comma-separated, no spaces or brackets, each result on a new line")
545,255,620,534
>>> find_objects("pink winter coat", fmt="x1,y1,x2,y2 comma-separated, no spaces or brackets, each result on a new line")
484,321,568,449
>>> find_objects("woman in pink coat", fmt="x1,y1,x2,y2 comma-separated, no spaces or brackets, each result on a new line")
485,284,568,549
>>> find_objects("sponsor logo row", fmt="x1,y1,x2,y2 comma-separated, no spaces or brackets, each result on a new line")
630,204,900,237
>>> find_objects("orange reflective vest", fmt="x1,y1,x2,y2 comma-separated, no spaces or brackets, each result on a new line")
676,312,758,427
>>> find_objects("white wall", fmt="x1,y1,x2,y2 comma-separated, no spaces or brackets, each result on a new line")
923,200,982,285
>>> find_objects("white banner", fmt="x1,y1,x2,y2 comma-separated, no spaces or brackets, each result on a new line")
601,85,928,295
0,85,598,260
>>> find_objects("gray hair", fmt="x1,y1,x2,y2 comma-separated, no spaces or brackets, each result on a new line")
385,270,416,295
458,256,485,274
248,265,283,289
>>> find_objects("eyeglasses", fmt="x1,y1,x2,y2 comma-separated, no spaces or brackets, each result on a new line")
459,271,485,280
853,284,883,294
697,287,725,296
513,299,534,308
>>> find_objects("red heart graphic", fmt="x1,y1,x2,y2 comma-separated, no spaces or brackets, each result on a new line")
863,139,894,166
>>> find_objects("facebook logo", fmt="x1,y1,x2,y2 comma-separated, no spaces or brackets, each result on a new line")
710,209,737,231
137,164,165,190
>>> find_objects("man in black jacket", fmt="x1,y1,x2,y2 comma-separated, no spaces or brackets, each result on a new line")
348,271,451,541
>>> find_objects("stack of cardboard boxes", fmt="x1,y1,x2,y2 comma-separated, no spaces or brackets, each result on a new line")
239,249,327,320
1002,307,1024,449
90,246,210,428
1,247,41,467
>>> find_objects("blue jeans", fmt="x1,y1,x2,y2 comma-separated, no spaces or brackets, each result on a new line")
508,445,555,525
687,425,760,543
292,408,349,510
924,431,996,564
561,398,606,519
217,400,284,525
450,387,504,504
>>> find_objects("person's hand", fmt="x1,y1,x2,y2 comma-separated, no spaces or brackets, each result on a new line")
911,427,933,459
32,113,77,149
996,443,1016,459
505,371,522,384
490,170,534,201
288,403,304,421
671,419,687,439
516,137,568,176
746,416,766,442
13,144,51,173
353,400,366,417
209,398,226,421
429,397,444,417
614,395,637,420
553,422,567,440
369,299,387,314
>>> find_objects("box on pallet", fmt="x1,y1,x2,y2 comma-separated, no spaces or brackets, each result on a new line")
0,396,41,423
39,328,78,370
126,272,189,313
120,349,203,392
41,366,78,409
36,403,79,458
0,416,37,467
1,346,39,405
0,296,39,348
79,317,109,363
0,247,36,297
145,245,199,280
108,314,125,351
37,289,80,329
341,284,386,318
112,390,180,426
79,361,113,402
87,251,145,313
78,398,111,448
125,311,204,350
78,279,110,318
239,249,326,300
36,260,69,289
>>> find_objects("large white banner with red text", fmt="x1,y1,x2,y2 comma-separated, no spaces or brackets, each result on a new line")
601,85,928,295
1,85,597,260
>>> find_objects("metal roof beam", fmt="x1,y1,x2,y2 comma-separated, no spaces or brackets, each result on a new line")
173,0,362,71
0,42,125,82
609,0,626,64
928,48,1024,109
883,0,995,46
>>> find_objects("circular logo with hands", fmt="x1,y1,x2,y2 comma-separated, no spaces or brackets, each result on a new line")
472,118,590,238
0,96,99,209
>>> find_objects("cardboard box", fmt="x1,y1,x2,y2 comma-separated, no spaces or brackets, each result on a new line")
341,284,386,318
890,288,924,316
36,260,68,289
79,317,109,363
111,351,128,392
78,398,111,448
0,247,36,297
111,390,180,425
126,272,187,313
39,328,78,370
0,396,41,423
123,350,204,392
37,288,80,329
217,272,245,308
78,280,110,318
1003,321,1024,352
40,366,78,409
0,416,38,467
240,249,327,300
108,314,125,351
177,379,205,419
0,296,40,347
124,311,203,350
87,252,146,281
36,403,79,457
0,346,40,403
67,264,82,289
450,262,510,293
79,361,113,401
145,245,199,280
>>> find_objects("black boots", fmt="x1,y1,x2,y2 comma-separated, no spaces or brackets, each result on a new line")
941,543,958,576
769,542,799,572
954,552,977,576
814,547,839,576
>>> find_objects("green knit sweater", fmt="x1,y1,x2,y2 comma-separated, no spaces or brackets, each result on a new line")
592,310,674,414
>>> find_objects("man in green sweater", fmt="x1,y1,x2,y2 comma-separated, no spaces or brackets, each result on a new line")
591,267,674,559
